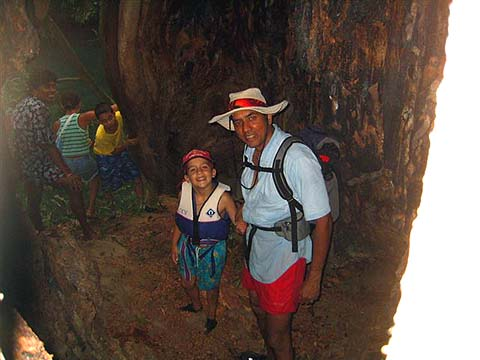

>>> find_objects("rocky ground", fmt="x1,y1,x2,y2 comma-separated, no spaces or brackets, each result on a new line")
24,195,405,360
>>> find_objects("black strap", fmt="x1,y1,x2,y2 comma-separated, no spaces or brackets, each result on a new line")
192,183,218,245
272,137,304,252
242,136,306,253
244,226,257,270
242,158,282,173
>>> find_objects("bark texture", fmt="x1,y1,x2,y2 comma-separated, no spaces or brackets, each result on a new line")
101,0,449,240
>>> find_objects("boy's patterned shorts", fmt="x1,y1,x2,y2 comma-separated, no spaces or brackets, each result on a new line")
177,234,226,291
96,150,140,192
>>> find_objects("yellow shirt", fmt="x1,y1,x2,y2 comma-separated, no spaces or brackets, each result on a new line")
93,111,124,155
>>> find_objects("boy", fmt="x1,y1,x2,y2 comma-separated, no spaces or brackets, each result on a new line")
93,103,144,212
171,149,237,334
53,91,105,217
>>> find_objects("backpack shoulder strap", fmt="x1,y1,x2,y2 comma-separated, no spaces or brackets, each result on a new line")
273,136,305,253
272,136,304,213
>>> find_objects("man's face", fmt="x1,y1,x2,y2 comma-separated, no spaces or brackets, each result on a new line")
34,81,57,103
231,109,273,151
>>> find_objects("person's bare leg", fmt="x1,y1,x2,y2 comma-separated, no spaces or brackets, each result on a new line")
134,176,144,204
206,287,220,320
25,180,44,231
181,277,202,310
86,175,100,217
57,179,93,239
265,313,294,360
248,290,274,359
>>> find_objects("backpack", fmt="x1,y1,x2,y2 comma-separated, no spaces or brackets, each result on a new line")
242,126,340,254
296,125,340,222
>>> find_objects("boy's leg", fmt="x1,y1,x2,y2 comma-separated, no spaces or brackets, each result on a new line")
25,179,44,231
206,287,220,320
64,184,93,239
87,175,100,217
180,277,202,311
56,176,93,239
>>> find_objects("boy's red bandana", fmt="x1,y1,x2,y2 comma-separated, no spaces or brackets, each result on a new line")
182,149,213,167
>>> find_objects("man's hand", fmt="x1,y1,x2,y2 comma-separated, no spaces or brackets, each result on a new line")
299,270,322,305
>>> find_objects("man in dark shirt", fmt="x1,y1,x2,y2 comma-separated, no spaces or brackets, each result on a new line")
11,69,93,239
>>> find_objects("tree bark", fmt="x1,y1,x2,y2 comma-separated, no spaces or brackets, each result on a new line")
101,0,449,237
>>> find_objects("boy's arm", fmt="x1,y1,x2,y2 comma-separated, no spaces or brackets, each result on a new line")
171,192,182,264
171,223,182,264
78,111,97,129
234,202,248,235
218,192,237,225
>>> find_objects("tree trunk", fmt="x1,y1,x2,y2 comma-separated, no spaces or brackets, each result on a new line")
101,0,449,239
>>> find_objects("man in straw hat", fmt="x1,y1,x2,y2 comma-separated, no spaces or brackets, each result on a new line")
209,88,332,359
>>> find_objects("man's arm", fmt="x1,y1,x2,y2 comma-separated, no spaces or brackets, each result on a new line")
299,213,332,304
52,120,60,136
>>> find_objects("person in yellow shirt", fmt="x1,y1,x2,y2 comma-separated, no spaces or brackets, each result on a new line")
93,103,144,212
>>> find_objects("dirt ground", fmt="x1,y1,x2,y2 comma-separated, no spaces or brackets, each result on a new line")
39,195,404,360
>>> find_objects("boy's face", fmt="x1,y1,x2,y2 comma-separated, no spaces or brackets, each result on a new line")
98,111,117,132
184,157,216,190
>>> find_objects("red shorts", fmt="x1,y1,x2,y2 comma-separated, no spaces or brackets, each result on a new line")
241,258,307,315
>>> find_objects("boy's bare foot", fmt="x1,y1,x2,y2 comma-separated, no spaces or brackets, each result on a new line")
82,225,96,240
86,209,98,220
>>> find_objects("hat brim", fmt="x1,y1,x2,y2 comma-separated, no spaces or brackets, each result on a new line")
208,100,289,131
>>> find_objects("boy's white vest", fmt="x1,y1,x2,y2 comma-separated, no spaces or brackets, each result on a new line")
176,181,231,243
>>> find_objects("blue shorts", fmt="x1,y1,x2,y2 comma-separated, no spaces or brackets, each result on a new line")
96,150,140,192
177,234,226,291
64,154,98,182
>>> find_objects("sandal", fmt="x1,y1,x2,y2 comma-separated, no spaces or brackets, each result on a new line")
179,303,202,313
205,318,217,334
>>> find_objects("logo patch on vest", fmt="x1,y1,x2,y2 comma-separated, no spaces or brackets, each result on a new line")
206,208,215,217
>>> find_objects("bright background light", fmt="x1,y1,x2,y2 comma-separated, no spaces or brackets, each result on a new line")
383,1,480,359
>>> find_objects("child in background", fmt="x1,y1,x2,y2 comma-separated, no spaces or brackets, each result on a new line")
53,91,102,218
93,103,144,213
171,149,236,334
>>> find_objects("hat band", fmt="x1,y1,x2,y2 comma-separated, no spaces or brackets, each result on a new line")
227,98,267,111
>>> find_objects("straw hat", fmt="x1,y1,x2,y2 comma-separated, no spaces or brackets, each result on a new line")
208,88,288,131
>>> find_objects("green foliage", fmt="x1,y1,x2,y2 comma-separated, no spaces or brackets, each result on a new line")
16,181,144,228
50,0,100,25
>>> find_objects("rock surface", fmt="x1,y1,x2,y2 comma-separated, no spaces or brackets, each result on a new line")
29,197,406,359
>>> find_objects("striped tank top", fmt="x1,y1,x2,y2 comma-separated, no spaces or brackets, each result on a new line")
57,113,91,157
